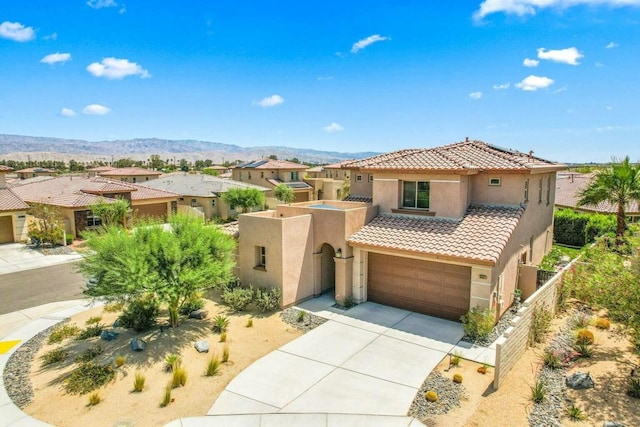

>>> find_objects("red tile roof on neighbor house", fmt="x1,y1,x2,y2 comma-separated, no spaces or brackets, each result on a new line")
555,172,640,215
86,166,116,172
234,159,308,170
16,167,57,173
98,167,162,176
344,140,565,173
0,165,14,172
347,204,525,265
0,188,29,211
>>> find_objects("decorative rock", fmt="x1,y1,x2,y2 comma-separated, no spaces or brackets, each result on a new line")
130,338,146,352
603,422,626,427
100,330,119,341
113,318,121,328
194,340,209,353
566,371,594,390
189,309,208,320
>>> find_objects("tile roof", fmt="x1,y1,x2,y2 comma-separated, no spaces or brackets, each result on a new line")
0,188,29,211
98,167,162,176
220,221,239,237
265,178,312,190
235,159,308,170
87,166,116,172
555,172,640,215
343,140,565,173
141,172,269,197
16,167,56,173
347,204,524,265
344,195,373,203
0,165,14,172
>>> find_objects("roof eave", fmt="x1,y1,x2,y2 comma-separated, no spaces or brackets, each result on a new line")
346,241,496,266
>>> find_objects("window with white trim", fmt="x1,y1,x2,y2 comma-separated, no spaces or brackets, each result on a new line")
86,210,102,227
402,181,430,209
368,174,374,183
538,178,543,203
355,174,363,182
255,246,266,269
489,177,501,186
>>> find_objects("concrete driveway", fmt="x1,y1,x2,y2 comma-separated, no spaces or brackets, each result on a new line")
0,243,82,275
209,297,467,417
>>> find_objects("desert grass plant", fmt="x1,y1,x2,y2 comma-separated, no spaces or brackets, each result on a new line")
47,324,81,344
542,350,564,369
171,367,188,388
161,384,172,407
222,345,230,363
103,300,125,313
115,355,126,368
65,363,115,395
76,323,105,340
212,315,230,334
573,342,594,358
531,379,547,403
254,287,281,312
41,348,69,366
297,310,305,322
246,318,253,328
571,312,592,330
165,354,182,372
75,344,104,363
567,404,587,421
219,332,227,343
85,316,103,325
133,371,145,392
528,304,553,345
88,392,101,406
221,286,254,312
205,355,220,377
451,353,462,367
627,377,640,398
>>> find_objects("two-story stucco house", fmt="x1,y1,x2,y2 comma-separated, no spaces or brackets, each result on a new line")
232,159,313,205
305,160,351,201
236,140,565,322
0,166,29,243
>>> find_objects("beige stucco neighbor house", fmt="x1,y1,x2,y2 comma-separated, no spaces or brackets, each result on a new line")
0,166,29,243
15,167,57,180
305,161,351,201
236,140,565,322
87,166,116,177
140,172,270,221
232,159,313,206
97,167,162,183
11,176,179,238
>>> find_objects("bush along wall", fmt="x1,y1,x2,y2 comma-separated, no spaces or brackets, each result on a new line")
554,209,616,247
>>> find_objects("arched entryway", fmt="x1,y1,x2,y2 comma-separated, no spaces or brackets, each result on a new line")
320,243,335,294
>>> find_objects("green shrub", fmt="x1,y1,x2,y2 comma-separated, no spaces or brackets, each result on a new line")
120,296,159,332
567,404,587,421
103,301,125,313
133,372,145,392
553,209,616,247
179,296,205,315
48,324,81,344
76,324,105,340
66,235,74,246
75,344,103,363
254,287,281,312
343,295,355,309
88,392,101,406
573,341,594,358
531,379,546,403
627,377,640,398
297,310,305,322
85,316,102,325
65,362,115,395
528,304,553,345
205,356,220,376
212,315,230,334
460,307,495,340
221,286,254,311
41,348,69,366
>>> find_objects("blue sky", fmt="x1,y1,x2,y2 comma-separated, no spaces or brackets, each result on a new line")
1,0,639,163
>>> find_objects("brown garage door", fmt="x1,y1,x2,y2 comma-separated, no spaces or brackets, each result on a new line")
0,216,14,243
367,253,471,321
134,203,167,220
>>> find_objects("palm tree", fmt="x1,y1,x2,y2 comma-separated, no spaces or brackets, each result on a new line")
577,156,640,244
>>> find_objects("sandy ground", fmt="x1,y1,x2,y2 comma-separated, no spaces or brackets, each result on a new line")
24,296,302,427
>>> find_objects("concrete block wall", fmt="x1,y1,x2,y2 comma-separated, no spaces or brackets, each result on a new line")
493,259,578,389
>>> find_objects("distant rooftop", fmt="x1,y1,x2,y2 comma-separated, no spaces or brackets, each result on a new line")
235,159,308,170
142,172,269,197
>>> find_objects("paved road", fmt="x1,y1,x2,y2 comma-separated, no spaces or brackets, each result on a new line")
0,262,86,315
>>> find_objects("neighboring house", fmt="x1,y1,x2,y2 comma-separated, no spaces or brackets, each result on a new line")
97,167,162,183
11,176,179,237
87,166,116,177
232,159,313,205
304,161,351,201
15,167,57,180
0,166,29,243
236,139,565,322
141,172,269,220
202,165,231,175
555,172,640,221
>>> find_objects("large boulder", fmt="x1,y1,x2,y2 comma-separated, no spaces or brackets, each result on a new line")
100,329,119,341
194,340,209,353
189,309,208,320
566,371,595,390
603,422,626,427
130,338,146,352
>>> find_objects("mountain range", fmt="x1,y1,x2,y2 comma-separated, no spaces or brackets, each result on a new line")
0,134,378,164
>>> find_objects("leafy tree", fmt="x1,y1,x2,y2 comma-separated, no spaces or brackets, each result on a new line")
80,214,236,327
89,198,131,228
221,188,265,214
149,154,164,171
202,168,219,177
179,159,190,172
577,156,640,245
274,183,295,204
27,203,65,246
268,154,278,160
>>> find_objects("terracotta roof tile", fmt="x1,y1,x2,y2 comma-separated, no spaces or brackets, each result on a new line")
99,167,161,176
348,205,524,264
0,165,14,172
220,221,239,237
235,159,308,170
555,172,640,214
0,188,29,211
344,195,373,203
344,140,564,172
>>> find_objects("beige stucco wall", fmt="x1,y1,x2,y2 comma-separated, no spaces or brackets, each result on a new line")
232,168,306,186
349,172,373,198
305,178,344,201
99,174,160,183
176,195,221,220
0,212,28,242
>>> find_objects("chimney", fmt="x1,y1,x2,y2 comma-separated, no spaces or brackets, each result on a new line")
528,150,534,162
465,136,469,142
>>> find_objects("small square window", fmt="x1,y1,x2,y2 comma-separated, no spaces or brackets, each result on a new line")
356,174,363,182
368,175,374,183
489,177,501,186
191,199,197,207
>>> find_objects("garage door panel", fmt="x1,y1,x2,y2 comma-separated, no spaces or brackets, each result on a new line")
367,253,470,321
134,203,167,220
0,216,13,243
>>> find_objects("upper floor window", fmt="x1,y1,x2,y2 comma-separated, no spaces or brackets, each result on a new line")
538,178,543,204
356,174,363,182
402,181,430,209
291,171,299,181
546,177,551,205
489,177,501,186
524,179,529,202
368,174,374,183
248,172,252,179
260,171,264,178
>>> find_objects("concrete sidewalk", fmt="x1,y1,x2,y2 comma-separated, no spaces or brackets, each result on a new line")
0,243,83,276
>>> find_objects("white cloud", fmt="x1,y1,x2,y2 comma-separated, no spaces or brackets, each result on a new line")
86,57,150,79
0,21,35,42
469,92,483,100
515,75,554,91
523,58,539,67
253,95,284,108
474,0,640,21
60,108,76,117
493,82,510,90
606,41,619,48
41,52,72,65
43,32,57,41
83,104,111,115
324,122,344,133
351,34,389,53
537,47,583,65
87,0,118,9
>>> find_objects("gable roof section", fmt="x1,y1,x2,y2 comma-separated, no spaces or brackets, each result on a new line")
235,159,308,170
140,173,269,197
99,167,162,176
0,188,29,211
0,165,13,172
555,172,640,215
348,204,524,265
343,140,564,173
